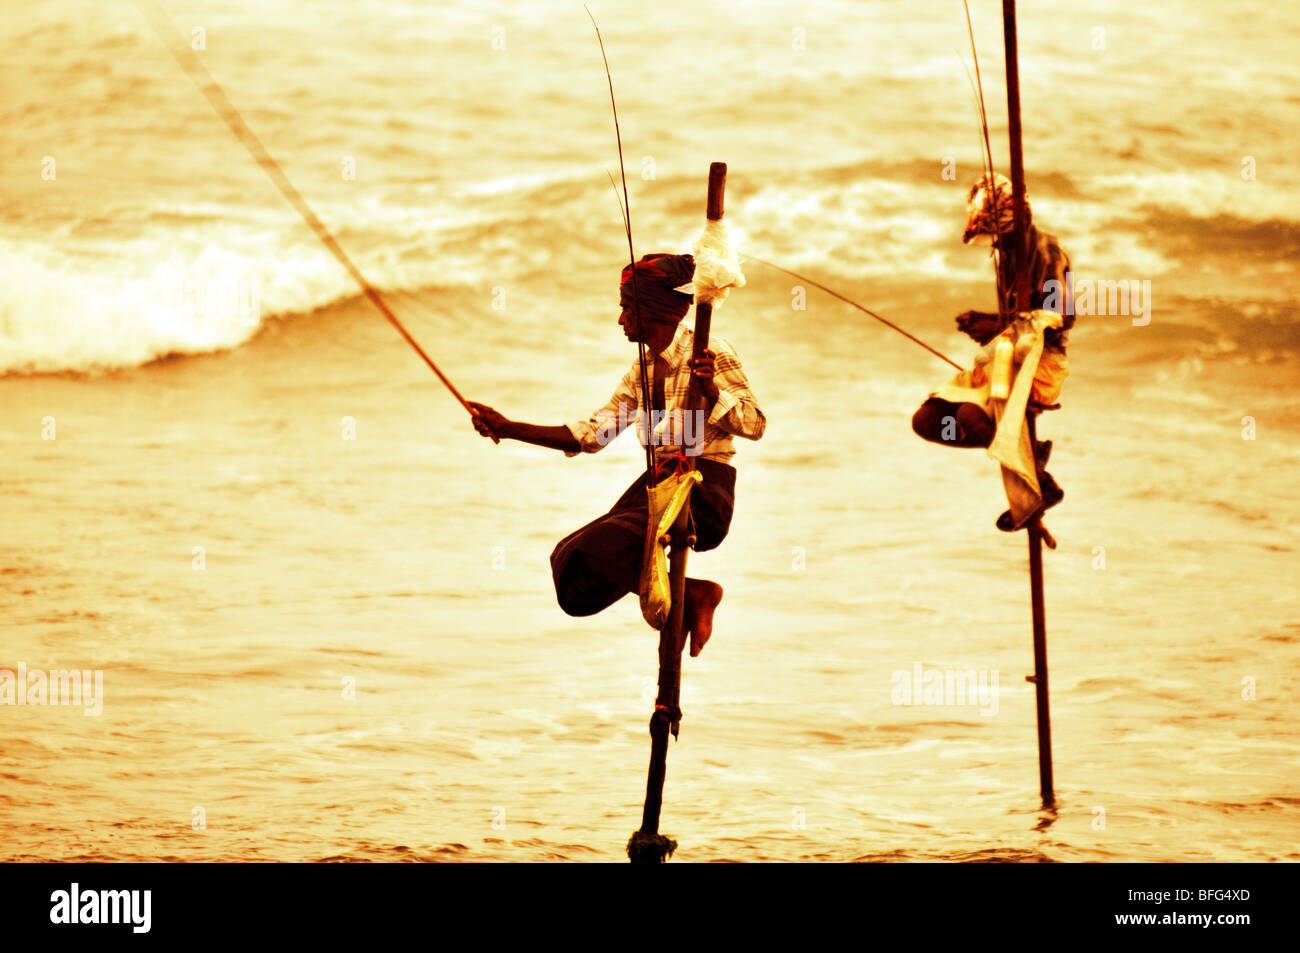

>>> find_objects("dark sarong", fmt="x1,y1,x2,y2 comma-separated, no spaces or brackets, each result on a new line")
549,459,736,617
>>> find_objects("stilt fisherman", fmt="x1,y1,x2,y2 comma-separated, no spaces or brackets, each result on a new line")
911,172,1073,527
468,252,765,655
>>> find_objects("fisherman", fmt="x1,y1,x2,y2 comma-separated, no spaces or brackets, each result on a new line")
468,253,765,656
911,172,1072,522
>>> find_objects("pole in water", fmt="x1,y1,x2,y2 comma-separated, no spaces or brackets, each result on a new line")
627,161,727,864
1026,414,1055,808
627,499,691,864
1002,0,1055,809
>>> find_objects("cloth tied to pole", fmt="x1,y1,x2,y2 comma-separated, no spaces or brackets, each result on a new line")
688,219,745,307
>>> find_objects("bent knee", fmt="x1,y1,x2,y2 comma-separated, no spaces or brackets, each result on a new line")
911,407,931,438
555,595,600,618
693,530,727,554
912,401,946,441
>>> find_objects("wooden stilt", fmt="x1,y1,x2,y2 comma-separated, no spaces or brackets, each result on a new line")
627,503,691,864
1026,414,1055,809
627,163,728,863
1003,0,1055,809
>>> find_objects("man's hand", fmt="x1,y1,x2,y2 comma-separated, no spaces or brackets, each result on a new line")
689,349,720,404
956,310,1006,346
467,401,507,444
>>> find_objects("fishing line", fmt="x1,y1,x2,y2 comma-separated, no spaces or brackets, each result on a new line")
605,170,631,237
956,56,991,177
132,0,474,417
963,1,997,184
586,6,656,477
743,255,964,371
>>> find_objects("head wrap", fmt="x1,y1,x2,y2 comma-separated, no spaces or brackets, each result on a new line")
620,253,695,325
963,172,1032,244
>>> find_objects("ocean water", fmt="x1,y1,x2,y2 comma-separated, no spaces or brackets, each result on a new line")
1,0,1297,861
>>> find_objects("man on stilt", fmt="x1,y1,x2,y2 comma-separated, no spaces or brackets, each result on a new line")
468,252,765,656
911,171,1074,528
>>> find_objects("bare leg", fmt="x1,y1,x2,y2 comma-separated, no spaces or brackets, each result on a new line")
682,577,724,658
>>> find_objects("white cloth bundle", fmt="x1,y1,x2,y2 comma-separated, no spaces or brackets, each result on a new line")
687,219,745,307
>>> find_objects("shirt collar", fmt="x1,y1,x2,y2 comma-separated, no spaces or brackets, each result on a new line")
642,323,692,369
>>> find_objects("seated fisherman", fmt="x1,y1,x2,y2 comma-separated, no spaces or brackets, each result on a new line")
912,172,1073,516
468,253,765,657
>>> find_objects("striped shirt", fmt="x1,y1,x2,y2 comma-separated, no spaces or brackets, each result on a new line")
997,224,1073,351
565,324,766,465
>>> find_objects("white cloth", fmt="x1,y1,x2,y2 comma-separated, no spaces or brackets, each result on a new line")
690,219,746,307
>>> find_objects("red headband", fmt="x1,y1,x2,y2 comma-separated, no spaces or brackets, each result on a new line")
620,253,695,324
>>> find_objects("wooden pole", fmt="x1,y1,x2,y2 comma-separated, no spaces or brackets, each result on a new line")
631,503,691,860
627,163,728,863
1002,0,1055,809
1026,416,1055,808
1002,0,1030,310
689,162,728,363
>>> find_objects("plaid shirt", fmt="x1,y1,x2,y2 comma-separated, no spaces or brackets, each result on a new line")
997,224,1073,351
565,324,766,465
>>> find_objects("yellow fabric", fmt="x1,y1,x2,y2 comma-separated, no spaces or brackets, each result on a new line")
1032,348,1069,406
931,315,1069,414
987,310,1064,524
930,310,1066,525
638,469,703,630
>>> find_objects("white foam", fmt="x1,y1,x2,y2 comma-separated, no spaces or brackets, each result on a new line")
1090,171,1300,222
0,189,516,374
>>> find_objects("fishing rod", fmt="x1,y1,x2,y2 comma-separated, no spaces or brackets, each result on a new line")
586,6,657,479
585,4,688,868
132,0,476,421
964,0,998,191
744,8,995,375
962,0,1009,321
743,255,964,371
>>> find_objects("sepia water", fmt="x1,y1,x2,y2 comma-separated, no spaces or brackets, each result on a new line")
1,0,1297,861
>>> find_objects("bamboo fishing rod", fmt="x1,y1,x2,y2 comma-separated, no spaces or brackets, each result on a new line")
133,0,474,419
587,6,658,480
963,0,1010,324
583,3,694,865
740,7,998,376
743,256,965,371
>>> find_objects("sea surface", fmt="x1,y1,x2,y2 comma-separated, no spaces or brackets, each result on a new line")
1,0,1297,861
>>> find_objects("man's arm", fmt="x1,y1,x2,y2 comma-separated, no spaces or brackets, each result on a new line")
470,364,639,456
693,340,765,441
956,309,1008,345
469,403,580,453
1036,234,1072,329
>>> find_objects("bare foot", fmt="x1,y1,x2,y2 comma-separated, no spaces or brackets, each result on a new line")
684,578,724,657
